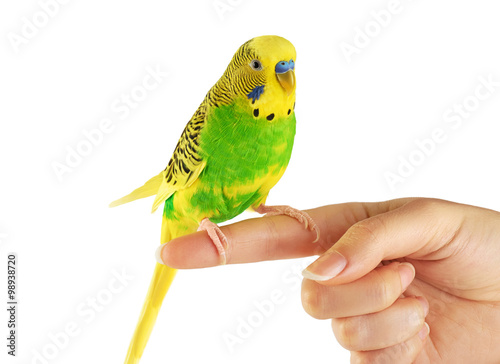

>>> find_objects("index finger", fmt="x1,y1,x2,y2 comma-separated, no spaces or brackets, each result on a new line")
158,199,415,268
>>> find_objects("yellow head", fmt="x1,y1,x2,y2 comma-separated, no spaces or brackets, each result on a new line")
216,35,297,119
246,35,296,95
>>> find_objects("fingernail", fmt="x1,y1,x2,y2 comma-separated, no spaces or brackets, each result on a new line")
398,262,415,290
418,322,430,340
155,243,168,264
415,295,429,317
302,250,347,281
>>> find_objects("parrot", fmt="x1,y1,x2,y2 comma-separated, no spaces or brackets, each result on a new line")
110,35,319,364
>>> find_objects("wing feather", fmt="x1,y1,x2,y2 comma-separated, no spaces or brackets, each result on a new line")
110,100,208,212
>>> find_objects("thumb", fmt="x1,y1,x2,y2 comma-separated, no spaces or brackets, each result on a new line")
302,198,464,285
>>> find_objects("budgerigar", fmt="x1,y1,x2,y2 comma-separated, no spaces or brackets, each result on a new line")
110,35,319,364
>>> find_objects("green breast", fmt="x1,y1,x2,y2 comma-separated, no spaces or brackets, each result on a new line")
191,97,296,222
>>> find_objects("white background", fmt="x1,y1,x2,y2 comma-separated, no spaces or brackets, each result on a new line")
1,0,500,363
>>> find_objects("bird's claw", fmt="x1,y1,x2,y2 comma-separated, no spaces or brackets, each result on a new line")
198,218,229,265
255,205,320,243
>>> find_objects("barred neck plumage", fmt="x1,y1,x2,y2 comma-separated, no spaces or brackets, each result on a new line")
205,39,266,108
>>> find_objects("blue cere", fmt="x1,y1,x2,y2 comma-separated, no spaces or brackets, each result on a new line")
247,85,265,104
275,59,295,74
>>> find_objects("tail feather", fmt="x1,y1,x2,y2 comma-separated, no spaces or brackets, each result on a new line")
123,212,197,364
124,263,177,363
110,172,164,208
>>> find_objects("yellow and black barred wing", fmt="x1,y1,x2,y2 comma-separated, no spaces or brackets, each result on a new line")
109,102,207,211
150,101,207,212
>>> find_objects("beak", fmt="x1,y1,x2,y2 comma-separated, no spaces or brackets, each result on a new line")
276,69,295,96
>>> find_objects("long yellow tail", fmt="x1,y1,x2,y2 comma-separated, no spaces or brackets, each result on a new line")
112,174,198,363
124,263,177,363
123,210,198,364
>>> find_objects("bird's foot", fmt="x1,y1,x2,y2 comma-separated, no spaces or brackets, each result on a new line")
198,218,229,265
255,204,320,243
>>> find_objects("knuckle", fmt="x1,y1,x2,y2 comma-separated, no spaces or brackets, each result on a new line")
301,280,328,319
350,352,368,364
347,217,386,248
376,339,417,364
407,306,424,328
396,339,414,358
368,270,399,311
406,197,447,215
332,317,364,351
259,217,280,260
369,267,401,310
352,349,407,364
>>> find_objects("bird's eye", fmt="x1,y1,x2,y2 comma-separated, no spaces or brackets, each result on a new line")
250,59,263,71
289,59,295,70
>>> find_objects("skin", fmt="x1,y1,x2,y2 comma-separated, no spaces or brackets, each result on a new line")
157,198,500,363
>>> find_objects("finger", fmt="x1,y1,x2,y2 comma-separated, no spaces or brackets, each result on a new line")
303,198,465,284
160,198,416,268
162,211,322,268
331,296,428,351
350,324,429,364
302,262,415,319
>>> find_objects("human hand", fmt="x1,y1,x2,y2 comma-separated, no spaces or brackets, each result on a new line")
156,198,500,363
